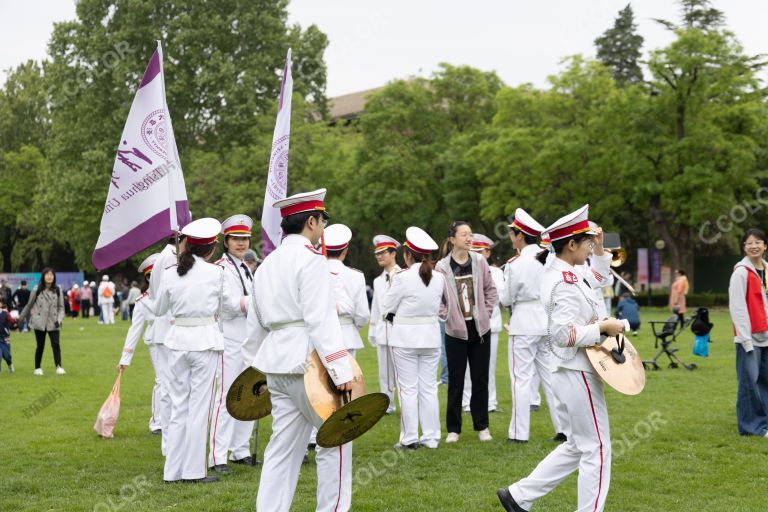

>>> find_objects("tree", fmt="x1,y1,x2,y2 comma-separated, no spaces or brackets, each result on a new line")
655,0,725,32
595,4,645,86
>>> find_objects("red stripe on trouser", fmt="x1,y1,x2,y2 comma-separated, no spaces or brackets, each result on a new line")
334,445,343,511
581,372,604,512
211,354,225,465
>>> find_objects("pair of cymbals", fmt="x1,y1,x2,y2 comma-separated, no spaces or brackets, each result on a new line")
586,335,645,395
226,367,272,421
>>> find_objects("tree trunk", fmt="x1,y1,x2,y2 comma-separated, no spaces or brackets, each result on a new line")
1,242,12,272
649,198,695,290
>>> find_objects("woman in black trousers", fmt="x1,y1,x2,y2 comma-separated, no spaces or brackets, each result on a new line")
19,268,66,375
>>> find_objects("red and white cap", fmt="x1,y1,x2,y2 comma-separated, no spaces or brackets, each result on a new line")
542,205,597,242
138,253,161,275
372,234,401,254
470,234,495,252
404,227,438,255
508,208,545,237
181,217,222,246
539,231,552,247
221,214,253,237
273,188,328,218
324,224,352,251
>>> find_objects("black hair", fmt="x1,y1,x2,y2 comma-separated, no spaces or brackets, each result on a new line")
177,244,216,276
326,248,345,259
280,211,325,236
40,267,58,293
676,269,686,276
224,234,251,251
20,280,27,286
167,234,187,245
742,228,767,245
406,248,434,286
439,220,472,258
510,226,539,246
535,233,592,265
141,273,150,294
378,247,397,256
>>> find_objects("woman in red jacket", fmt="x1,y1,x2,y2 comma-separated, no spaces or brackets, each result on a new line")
728,228,768,437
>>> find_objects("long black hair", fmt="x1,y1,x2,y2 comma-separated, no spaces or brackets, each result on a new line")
439,220,471,259
407,248,435,286
177,244,217,276
535,233,592,265
39,267,59,295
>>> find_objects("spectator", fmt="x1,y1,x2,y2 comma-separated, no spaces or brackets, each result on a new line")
243,249,260,275
669,269,689,328
79,281,92,318
68,284,81,319
98,275,116,324
0,296,15,373
614,292,641,335
126,281,141,318
0,279,12,308
12,280,31,332
91,281,100,319
19,268,66,375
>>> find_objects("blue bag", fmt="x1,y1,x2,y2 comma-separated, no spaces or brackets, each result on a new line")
692,333,709,357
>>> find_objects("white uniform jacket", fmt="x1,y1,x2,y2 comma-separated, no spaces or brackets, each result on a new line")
118,292,156,366
502,244,547,335
369,265,401,346
154,256,230,352
328,259,369,351
215,253,250,341
578,253,615,318
146,243,176,345
382,263,448,350
540,257,602,373
242,234,354,386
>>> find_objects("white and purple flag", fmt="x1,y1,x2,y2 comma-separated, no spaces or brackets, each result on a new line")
92,43,190,270
261,49,293,258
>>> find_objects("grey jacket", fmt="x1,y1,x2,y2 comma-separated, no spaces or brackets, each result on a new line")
728,257,768,351
436,252,498,340
20,285,65,332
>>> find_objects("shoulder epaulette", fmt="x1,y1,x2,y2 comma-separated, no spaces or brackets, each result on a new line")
165,264,177,270
395,268,408,275
214,257,226,265
135,291,149,302
330,271,339,276
506,255,520,264
562,271,579,285
305,245,323,255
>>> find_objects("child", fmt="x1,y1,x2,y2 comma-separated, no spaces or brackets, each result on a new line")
614,293,641,335
0,297,16,372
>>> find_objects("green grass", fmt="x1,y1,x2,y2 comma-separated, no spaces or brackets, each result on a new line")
1,308,766,511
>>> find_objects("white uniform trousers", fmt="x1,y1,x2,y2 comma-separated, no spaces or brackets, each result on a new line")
376,344,397,413
208,337,255,467
462,331,500,411
147,343,170,435
103,303,115,324
391,347,441,447
530,370,542,407
509,370,611,512
164,348,218,482
508,334,563,440
257,374,351,512
152,343,174,456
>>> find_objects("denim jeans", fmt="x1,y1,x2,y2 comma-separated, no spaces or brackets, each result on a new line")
736,343,768,436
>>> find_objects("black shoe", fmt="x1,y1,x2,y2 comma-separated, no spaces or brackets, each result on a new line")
209,464,231,474
550,432,567,443
150,429,162,435
489,408,503,413
163,480,181,484
183,475,219,484
307,443,316,451
505,438,528,445
303,452,309,464
530,404,540,412
230,456,252,465
497,488,528,512
395,442,421,450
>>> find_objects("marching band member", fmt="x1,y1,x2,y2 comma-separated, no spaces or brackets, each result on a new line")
369,235,402,414
501,210,564,443
154,218,231,484
324,223,370,357
209,215,254,473
116,253,162,434
497,205,625,512
383,227,446,449
242,189,355,512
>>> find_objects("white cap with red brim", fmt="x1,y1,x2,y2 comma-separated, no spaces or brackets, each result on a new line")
138,253,161,274
273,188,328,218
324,224,352,251
373,234,401,254
221,214,253,237
541,204,598,243
508,208,546,237
181,217,222,246
404,227,438,254
470,234,495,252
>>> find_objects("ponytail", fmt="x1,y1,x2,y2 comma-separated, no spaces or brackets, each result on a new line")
177,244,216,276
408,248,434,286
535,250,548,266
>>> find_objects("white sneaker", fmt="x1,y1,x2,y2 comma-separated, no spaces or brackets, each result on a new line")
478,428,493,442
445,433,459,443
421,440,439,449
33,368,43,376
56,366,66,375
8,364,13,373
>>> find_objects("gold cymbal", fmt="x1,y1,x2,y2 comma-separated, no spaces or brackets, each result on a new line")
226,367,272,420
304,351,365,421
316,393,390,448
586,335,646,395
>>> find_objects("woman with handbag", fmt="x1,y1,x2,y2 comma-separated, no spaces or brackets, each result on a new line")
19,268,66,375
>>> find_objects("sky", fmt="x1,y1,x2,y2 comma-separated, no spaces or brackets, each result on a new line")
1,1,766,97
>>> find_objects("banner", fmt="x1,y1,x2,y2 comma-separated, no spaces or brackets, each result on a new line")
261,49,293,258
0,273,84,293
637,248,649,285
650,248,662,284
92,42,190,270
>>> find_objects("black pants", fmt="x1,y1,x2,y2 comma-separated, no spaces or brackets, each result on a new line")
80,300,90,318
34,330,61,369
678,313,685,329
445,330,491,433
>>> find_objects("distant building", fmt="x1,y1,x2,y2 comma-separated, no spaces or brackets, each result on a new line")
328,87,382,125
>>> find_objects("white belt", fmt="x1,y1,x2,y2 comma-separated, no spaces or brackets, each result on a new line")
514,299,540,306
172,316,215,327
270,320,306,331
339,317,354,326
393,316,438,325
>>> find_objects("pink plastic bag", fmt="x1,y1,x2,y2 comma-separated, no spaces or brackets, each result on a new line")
94,373,122,438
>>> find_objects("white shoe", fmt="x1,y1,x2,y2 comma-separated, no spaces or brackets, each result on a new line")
56,366,66,375
478,428,493,442
421,440,439,449
8,365,13,373
33,368,43,376
445,433,459,443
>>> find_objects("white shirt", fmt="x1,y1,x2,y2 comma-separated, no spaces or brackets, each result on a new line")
154,255,227,352
216,253,250,341
241,234,354,386
328,259,370,350
540,257,602,373
118,292,155,366
382,263,446,349
502,244,547,335
369,265,401,346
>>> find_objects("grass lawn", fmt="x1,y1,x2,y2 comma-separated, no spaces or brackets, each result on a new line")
1,307,766,511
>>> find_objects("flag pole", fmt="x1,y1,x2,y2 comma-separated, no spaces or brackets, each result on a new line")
157,40,180,261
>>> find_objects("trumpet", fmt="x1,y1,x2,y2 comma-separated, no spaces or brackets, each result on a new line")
610,247,627,268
